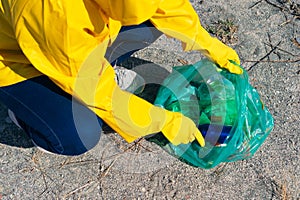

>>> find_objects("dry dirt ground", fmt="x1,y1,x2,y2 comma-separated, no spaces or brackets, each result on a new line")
0,0,299,199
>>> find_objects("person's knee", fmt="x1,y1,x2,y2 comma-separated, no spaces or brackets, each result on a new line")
65,105,103,155
74,129,102,155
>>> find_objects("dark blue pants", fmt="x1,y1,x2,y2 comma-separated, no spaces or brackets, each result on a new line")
105,20,162,65
0,21,162,155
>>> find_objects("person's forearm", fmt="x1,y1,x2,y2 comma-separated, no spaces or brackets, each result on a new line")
150,0,211,51
149,0,242,74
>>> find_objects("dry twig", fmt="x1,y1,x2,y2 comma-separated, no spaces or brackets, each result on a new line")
244,58,300,63
264,0,300,16
265,0,286,11
248,41,282,71
62,180,95,199
249,0,263,9
264,42,299,56
177,58,189,65
292,37,300,48
58,159,99,169
99,159,117,178
279,15,300,26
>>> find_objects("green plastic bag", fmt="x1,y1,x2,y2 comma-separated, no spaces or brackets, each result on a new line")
148,59,274,169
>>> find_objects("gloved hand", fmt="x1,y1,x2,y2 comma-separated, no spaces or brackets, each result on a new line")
161,111,205,146
198,37,243,74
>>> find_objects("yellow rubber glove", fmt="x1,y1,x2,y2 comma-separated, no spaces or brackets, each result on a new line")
104,85,206,147
162,111,205,146
196,35,243,74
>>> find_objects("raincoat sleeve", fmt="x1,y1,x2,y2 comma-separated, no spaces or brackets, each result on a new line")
13,0,203,144
0,0,42,86
150,0,242,74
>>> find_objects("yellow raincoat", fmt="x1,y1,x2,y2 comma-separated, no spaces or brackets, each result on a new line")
0,0,241,145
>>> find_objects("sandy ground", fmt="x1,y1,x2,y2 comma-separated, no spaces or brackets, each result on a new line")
0,0,299,199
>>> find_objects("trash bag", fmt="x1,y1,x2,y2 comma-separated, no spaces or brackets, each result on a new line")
147,59,274,169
